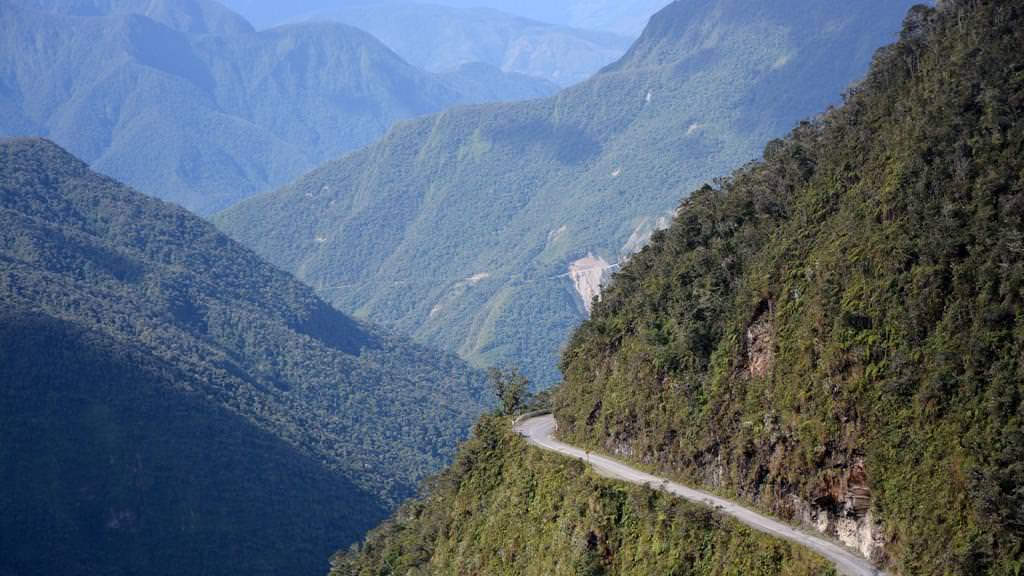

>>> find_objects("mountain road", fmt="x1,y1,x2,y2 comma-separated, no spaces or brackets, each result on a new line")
514,414,886,576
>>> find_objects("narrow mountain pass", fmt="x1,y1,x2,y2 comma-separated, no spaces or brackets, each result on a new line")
515,415,886,576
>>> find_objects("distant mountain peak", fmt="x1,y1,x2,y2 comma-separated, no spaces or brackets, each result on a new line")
603,0,911,74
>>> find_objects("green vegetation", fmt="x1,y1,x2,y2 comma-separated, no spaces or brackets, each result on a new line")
1,0,554,214
217,0,918,387
0,138,489,574
488,367,531,415
555,2,1024,573
332,415,836,576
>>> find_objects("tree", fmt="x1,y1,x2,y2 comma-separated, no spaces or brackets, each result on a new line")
488,367,530,417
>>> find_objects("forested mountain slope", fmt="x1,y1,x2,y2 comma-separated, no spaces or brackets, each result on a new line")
0,1,554,214
555,1,1023,573
217,0,918,386
0,138,489,575
332,416,835,576
0,314,385,576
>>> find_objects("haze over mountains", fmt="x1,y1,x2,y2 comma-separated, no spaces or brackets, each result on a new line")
0,0,555,215
0,138,488,575
220,0,668,36
218,0,920,387
21,0,254,33
296,3,633,86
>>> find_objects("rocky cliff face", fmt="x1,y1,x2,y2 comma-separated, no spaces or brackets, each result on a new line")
744,302,776,379
569,253,615,314
791,458,886,563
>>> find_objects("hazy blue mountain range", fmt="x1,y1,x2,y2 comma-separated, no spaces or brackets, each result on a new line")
0,138,489,575
220,0,669,36
0,0,555,215
297,3,633,86
435,0,671,36
217,0,920,387
19,0,254,34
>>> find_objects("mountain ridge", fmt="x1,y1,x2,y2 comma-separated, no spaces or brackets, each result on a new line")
17,0,255,35
218,0,670,37
0,2,555,214
332,2,1021,574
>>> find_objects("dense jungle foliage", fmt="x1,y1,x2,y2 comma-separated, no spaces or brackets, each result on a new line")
216,0,917,387
0,138,489,575
332,416,835,576
555,1,1024,574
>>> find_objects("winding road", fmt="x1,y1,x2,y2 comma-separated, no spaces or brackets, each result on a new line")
514,415,886,576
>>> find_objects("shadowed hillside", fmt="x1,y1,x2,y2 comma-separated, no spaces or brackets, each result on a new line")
0,137,490,575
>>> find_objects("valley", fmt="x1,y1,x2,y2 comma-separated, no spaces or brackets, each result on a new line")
217,0,919,387
2,1,1021,575
337,1,1024,574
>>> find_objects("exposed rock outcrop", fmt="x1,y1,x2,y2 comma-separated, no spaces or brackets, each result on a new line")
569,253,615,314
792,498,887,563
745,302,775,378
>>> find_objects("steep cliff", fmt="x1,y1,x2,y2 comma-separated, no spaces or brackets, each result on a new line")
556,2,1023,573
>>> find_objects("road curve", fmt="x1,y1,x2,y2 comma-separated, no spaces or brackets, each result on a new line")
515,415,886,576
